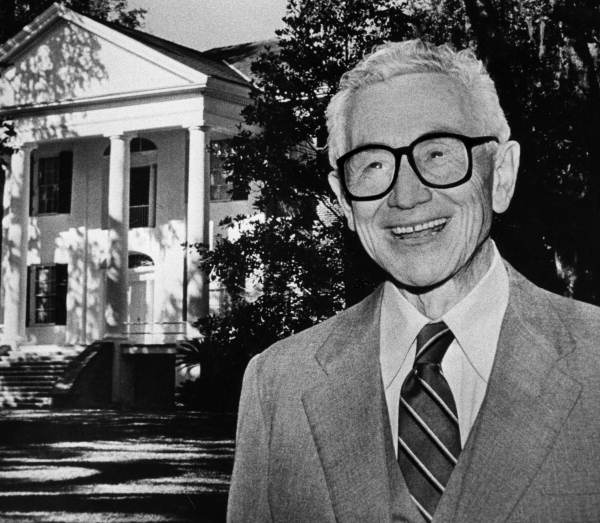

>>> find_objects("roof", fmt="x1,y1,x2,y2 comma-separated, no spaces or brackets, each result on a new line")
100,20,251,87
0,3,252,88
202,39,279,81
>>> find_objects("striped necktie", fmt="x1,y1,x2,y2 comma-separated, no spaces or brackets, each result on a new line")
397,322,461,522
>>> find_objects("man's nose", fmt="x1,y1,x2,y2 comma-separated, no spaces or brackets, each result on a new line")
387,156,432,209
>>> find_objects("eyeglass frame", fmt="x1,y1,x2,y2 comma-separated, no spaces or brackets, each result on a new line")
335,131,499,201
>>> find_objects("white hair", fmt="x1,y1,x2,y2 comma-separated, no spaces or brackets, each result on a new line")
326,39,511,168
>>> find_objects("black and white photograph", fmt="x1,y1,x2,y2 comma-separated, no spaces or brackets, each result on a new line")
1,1,599,522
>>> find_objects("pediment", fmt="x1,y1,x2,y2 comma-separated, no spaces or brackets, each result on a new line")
0,17,206,109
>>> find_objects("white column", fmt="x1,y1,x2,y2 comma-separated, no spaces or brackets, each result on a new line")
104,134,130,339
2,144,35,345
185,125,211,332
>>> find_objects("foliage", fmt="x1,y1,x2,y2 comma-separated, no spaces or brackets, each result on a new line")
397,1,600,300
225,0,409,216
199,0,600,405
199,0,406,381
0,120,16,158
457,0,600,302
209,215,347,332
0,122,16,228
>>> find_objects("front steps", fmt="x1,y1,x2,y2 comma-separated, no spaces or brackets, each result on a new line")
0,346,81,408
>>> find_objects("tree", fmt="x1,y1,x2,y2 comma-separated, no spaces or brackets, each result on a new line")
452,0,600,302
371,0,600,302
183,1,410,409
244,5,429,291
204,0,600,362
209,0,416,318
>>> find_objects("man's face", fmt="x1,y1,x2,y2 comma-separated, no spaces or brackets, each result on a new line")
329,73,518,289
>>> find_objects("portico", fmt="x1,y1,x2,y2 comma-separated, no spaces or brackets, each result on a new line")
0,4,253,350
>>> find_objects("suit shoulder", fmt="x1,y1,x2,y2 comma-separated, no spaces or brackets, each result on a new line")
532,286,600,377
509,264,600,331
541,286,600,331
508,265,600,375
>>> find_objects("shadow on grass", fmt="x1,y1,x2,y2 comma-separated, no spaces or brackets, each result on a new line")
0,410,235,522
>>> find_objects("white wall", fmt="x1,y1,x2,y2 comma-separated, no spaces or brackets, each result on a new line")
126,129,187,343
27,137,108,345
0,20,191,108
0,17,253,346
26,130,191,346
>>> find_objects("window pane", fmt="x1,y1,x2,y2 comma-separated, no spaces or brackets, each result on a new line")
210,140,233,201
130,167,150,206
130,206,149,228
38,157,61,214
130,166,152,228
128,253,155,268
36,266,54,294
34,266,57,324
36,297,56,323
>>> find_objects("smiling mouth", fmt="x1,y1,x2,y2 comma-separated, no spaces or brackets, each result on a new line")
390,217,448,239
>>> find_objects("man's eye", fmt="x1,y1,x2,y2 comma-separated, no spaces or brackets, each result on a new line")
367,161,384,170
428,150,445,159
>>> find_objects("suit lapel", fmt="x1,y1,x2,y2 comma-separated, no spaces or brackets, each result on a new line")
301,265,581,522
302,286,422,522
435,267,582,522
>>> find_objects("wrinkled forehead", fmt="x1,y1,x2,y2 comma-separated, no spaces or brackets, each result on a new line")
344,73,482,151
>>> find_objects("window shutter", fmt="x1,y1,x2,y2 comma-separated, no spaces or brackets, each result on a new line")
58,151,73,214
150,164,157,227
55,264,68,325
29,151,36,216
26,266,32,326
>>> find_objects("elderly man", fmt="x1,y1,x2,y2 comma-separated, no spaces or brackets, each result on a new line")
227,40,600,522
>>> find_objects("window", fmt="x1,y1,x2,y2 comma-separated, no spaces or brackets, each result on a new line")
103,137,158,156
210,140,248,201
127,252,155,326
128,252,155,269
27,264,68,325
31,151,72,215
130,165,156,228
103,137,158,229
37,157,59,213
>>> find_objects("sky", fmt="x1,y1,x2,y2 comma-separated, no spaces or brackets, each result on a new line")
128,0,288,51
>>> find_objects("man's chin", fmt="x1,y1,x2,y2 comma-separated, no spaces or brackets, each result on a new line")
389,271,453,294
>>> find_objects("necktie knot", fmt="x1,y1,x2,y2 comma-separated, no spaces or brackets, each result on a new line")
415,322,454,366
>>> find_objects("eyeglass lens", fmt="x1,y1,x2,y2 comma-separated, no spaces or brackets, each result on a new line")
344,136,469,198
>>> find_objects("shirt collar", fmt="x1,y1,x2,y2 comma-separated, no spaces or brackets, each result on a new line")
442,243,509,382
379,242,509,387
380,282,429,388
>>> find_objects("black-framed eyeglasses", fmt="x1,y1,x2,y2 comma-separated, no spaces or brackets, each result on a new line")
336,132,499,201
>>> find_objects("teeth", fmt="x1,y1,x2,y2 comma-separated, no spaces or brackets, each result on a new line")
392,218,447,235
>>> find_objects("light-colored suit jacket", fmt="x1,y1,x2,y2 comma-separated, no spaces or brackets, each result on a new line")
227,265,600,522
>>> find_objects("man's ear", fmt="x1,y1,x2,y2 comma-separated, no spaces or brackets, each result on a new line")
328,171,356,231
492,140,520,214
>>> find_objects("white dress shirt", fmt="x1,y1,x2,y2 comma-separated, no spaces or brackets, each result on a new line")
380,243,509,454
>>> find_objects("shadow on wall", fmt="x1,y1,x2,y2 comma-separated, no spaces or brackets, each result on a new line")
58,227,105,345
154,221,183,321
2,19,110,333
6,21,108,107
47,221,188,345
2,19,109,142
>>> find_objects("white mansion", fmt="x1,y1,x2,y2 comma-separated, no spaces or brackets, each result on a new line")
0,3,260,346
0,4,261,405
